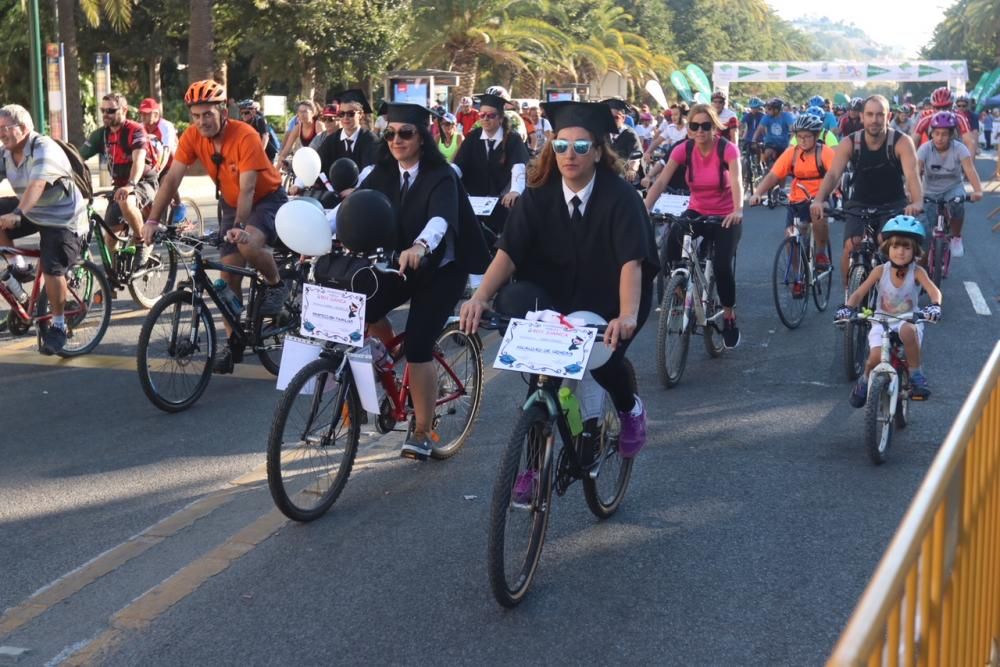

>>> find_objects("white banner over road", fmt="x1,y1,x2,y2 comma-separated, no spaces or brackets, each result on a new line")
712,60,969,95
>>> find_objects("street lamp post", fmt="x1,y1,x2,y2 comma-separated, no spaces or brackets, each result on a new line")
27,0,48,133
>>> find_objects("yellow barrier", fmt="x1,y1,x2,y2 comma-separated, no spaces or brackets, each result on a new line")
828,340,1000,667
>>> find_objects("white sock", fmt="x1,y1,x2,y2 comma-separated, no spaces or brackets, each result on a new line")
468,274,483,289
12,255,27,269
629,395,643,417
52,314,66,329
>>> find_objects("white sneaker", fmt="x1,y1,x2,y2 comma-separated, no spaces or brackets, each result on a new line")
949,236,964,258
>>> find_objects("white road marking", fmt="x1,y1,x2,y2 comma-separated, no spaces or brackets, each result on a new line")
963,281,992,316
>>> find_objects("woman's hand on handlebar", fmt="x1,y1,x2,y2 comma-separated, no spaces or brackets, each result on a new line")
398,244,427,272
604,314,637,349
904,202,923,217
748,193,763,207
459,297,489,335
809,201,826,222
722,208,743,228
970,191,983,203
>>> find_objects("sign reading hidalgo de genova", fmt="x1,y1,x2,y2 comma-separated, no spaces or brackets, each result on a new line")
713,61,969,84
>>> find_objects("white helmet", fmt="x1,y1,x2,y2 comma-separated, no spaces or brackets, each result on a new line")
485,85,510,99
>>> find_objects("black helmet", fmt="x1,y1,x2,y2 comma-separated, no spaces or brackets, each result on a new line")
849,97,864,111
329,158,359,191
336,189,397,253
493,281,554,319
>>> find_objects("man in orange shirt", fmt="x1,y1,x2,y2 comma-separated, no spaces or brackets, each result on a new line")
750,114,835,294
142,79,290,372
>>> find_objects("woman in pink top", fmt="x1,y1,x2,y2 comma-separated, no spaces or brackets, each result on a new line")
643,103,744,348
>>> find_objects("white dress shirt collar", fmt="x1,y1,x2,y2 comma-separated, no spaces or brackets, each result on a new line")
561,171,597,217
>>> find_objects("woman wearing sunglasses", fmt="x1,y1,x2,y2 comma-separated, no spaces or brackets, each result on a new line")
459,101,659,458
316,89,377,177
451,92,529,236
436,112,463,162
339,103,490,460
643,102,744,348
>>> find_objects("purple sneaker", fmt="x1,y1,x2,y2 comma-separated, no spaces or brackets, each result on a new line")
512,469,537,504
618,399,647,459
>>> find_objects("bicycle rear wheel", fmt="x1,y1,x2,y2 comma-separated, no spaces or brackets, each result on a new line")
772,236,808,329
488,405,554,607
844,265,868,381
267,355,361,521
583,359,636,518
430,325,484,459
36,260,112,357
812,239,833,312
656,273,690,388
137,289,216,412
127,244,178,309
703,275,725,358
253,270,303,376
864,373,894,464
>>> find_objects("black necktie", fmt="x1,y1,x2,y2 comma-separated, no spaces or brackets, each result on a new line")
487,139,496,157
400,171,410,201
344,139,352,154
570,195,583,223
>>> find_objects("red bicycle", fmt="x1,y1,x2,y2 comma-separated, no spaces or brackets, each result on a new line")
0,247,111,356
266,250,485,522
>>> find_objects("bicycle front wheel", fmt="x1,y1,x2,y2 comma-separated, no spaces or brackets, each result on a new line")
267,355,361,522
36,260,112,357
812,239,833,312
864,373,894,465
583,359,636,518
127,244,178,309
488,405,554,608
843,265,868,381
253,272,303,376
430,325,484,459
929,236,946,287
656,273,691,388
137,290,216,412
772,236,808,330
703,275,726,358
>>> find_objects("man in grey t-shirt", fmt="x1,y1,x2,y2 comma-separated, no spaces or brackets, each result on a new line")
0,104,88,354
916,124,983,257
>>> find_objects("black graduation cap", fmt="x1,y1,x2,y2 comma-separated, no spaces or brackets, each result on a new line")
541,101,617,135
383,103,433,127
601,97,633,114
474,93,509,112
334,89,372,114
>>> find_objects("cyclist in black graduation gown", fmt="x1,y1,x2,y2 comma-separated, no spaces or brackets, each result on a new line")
316,89,377,176
348,102,489,461
604,97,641,184
459,101,659,458
451,92,529,235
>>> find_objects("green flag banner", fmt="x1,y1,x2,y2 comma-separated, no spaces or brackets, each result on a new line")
684,64,712,96
976,69,1000,111
669,70,694,102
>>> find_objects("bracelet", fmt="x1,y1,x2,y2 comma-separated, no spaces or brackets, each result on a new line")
12,207,22,218
415,239,430,253
146,219,160,226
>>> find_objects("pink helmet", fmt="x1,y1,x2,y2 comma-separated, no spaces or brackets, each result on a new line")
929,110,958,131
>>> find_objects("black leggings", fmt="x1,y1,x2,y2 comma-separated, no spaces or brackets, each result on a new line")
665,213,742,308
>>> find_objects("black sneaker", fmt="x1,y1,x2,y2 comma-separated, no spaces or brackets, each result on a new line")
212,347,235,374
722,317,741,349
10,264,36,283
41,325,67,355
849,376,868,408
401,431,433,460
259,282,289,317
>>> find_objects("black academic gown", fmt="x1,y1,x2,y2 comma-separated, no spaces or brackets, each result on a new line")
318,128,377,176
452,127,529,235
610,126,640,160
499,167,659,321
358,160,490,274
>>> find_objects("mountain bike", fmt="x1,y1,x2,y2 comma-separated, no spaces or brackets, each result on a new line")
136,228,308,412
833,205,902,381
85,192,179,308
266,248,484,522
768,197,834,329
655,212,728,389
485,315,634,607
835,310,933,464
923,195,968,287
741,144,765,194
0,245,111,355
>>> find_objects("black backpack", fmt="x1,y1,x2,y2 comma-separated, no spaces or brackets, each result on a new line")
32,135,93,204
791,144,827,181
684,137,730,189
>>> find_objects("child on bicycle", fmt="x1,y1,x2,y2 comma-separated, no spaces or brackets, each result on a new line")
916,111,983,258
835,215,942,405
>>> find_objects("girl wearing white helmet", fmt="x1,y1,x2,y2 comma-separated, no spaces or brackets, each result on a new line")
835,215,942,405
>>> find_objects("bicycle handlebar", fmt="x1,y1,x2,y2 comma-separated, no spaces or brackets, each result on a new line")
923,195,971,205
834,311,937,326
478,309,610,334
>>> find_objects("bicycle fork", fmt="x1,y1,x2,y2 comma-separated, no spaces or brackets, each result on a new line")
868,339,900,420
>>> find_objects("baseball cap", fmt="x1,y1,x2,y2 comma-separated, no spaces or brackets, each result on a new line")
138,98,160,113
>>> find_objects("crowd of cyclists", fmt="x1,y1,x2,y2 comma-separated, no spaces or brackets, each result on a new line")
0,79,991,453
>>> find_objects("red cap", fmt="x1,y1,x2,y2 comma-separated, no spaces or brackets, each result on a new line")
138,98,160,113
322,103,339,117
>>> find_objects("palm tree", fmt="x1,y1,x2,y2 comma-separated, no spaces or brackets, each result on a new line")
188,0,218,83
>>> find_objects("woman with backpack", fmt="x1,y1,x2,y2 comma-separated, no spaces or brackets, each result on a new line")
643,103,744,348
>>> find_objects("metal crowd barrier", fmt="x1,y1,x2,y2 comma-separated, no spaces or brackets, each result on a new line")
828,340,1000,666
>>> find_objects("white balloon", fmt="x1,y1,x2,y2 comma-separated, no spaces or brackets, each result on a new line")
567,310,612,369
275,198,332,256
292,147,322,185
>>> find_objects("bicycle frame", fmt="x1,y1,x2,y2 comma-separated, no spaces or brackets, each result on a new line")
671,227,719,332
374,330,471,425
179,246,258,346
865,315,905,421
521,375,592,489
0,246,89,326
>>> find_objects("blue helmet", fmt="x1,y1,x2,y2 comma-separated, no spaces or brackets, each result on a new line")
881,215,926,242
806,105,825,119
809,95,824,107
748,96,764,109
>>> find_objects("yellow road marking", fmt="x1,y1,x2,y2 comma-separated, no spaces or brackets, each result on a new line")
0,350,275,380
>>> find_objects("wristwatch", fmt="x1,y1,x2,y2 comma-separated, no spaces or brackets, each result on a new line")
127,179,137,187
415,239,430,255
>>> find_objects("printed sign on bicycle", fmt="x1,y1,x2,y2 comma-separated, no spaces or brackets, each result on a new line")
651,193,690,216
469,196,499,216
493,319,599,380
300,284,366,346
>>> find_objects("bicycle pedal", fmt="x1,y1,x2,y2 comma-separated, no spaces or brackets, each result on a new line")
399,449,429,462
